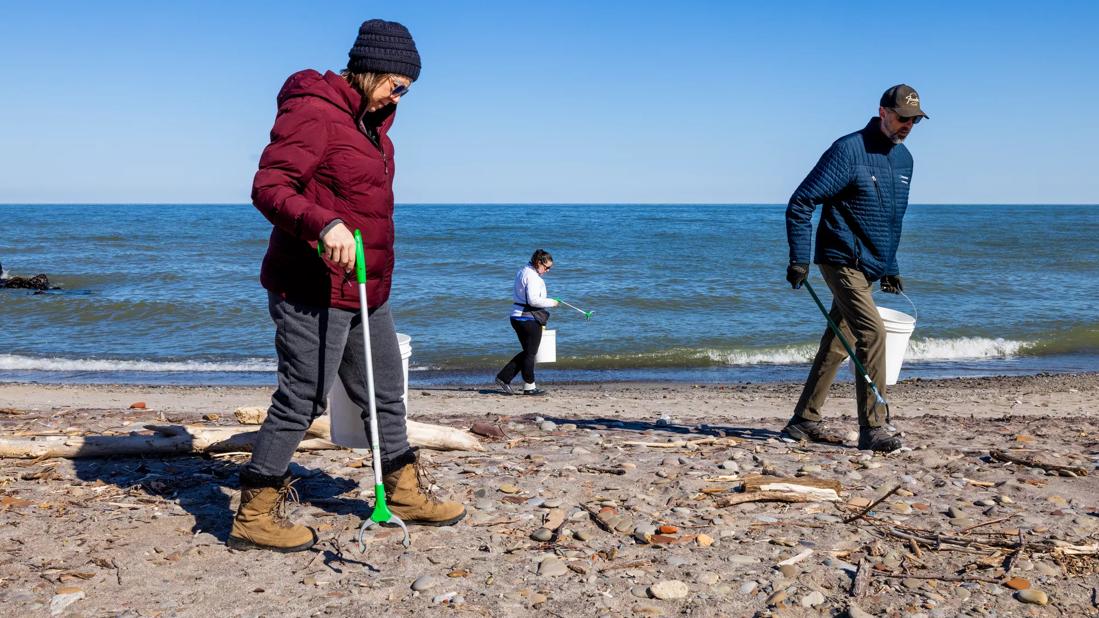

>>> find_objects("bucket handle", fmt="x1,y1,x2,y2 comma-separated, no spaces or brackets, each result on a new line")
874,288,917,322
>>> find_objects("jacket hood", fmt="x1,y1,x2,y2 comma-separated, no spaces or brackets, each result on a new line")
276,69,396,130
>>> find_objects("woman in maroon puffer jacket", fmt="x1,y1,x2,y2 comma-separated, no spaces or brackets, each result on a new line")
229,20,465,554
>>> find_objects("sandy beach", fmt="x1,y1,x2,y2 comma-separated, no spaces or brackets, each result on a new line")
1,373,1097,616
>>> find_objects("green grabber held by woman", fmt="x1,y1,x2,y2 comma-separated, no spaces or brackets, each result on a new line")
229,19,464,553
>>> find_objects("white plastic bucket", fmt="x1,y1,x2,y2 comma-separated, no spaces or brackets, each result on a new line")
534,328,556,363
877,306,915,386
327,332,413,448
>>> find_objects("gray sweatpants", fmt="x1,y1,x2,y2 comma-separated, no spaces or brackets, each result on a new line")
243,292,410,479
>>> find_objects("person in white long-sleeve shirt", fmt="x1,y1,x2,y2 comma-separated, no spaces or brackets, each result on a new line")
495,249,559,395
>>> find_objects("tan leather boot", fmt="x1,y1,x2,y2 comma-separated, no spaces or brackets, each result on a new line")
228,476,317,552
383,460,466,527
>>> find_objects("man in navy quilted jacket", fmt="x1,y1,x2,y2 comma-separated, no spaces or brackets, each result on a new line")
783,84,929,452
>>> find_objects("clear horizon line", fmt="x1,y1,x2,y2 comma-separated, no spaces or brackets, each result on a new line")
3,202,1099,207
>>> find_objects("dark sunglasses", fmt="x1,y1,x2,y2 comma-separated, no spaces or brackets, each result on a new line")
895,112,922,125
390,78,411,98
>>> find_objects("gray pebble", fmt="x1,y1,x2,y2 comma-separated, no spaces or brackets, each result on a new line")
411,575,440,591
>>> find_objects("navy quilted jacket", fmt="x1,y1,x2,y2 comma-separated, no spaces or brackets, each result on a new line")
786,117,913,281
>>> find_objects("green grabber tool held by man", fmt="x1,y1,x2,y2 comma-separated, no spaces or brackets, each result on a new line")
783,84,930,453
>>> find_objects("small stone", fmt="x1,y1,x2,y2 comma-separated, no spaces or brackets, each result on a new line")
432,591,458,604
947,506,964,519
1047,495,1069,508
50,589,86,616
975,498,996,507
412,575,440,591
739,581,758,595
720,460,740,471
1015,589,1048,605
128,401,147,409
800,590,825,607
766,590,787,607
648,580,689,600
539,421,557,432
696,533,714,548
848,497,872,508
847,602,874,618
531,528,553,542
498,483,521,494
1005,577,1030,590
538,557,568,577
845,430,860,443
574,529,590,542
778,564,798,578
892,502,913,515
697,572,719,585
799,464,823,474
631,586,650,599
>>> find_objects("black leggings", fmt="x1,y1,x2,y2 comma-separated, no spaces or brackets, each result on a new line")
496,318,543,385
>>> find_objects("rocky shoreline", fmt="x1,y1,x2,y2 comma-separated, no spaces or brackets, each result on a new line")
1,373,1097,616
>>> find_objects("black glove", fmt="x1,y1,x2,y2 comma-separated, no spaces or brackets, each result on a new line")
880,274,904,294
786,263,809,289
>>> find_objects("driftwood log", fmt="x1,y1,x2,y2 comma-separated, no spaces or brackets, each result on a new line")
0,425,338,459
988,449,1089,476
0,409,484,459
233,407,485,452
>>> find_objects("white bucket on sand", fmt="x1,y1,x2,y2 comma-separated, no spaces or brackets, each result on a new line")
534,328,556,363
877,306,915,386
328,332,413,448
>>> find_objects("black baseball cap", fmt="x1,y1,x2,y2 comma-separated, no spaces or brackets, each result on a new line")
880,84,929,119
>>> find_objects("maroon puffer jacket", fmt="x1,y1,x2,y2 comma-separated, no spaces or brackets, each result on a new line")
252,69,397,311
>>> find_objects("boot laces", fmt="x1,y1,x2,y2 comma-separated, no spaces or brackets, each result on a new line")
413,461,443,504
273,478,302,524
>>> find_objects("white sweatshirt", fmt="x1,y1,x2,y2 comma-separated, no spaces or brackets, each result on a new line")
510,264,556,318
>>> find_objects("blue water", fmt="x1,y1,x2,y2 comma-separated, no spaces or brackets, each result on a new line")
1,204,1097,386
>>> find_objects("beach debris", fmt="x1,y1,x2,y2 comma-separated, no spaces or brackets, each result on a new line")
234,406,485,452
128,402,147,410
988,449,1089,476
742,475,841,501
469,421,506,439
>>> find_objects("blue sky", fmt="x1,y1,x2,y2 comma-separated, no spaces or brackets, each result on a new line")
1,1,1096,204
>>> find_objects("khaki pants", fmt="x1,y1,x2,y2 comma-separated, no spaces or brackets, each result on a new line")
794,264,888,428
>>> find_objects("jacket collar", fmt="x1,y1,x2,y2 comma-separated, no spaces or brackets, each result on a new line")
861,117,896,154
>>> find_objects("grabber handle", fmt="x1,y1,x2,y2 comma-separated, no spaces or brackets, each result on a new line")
315,232,366,285
353,230,366,284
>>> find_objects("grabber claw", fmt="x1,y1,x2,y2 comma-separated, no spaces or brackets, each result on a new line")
358,512,411,552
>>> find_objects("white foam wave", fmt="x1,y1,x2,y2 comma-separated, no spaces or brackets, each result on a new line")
903,337,1026,361
0,354,274,373
707,337,1030,367
708,345,817,365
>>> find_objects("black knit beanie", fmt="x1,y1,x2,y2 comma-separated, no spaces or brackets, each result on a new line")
347,19,421,81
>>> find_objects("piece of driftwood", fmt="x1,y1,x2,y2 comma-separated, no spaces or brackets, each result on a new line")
742,475,841,501
989,449,1089,476
234,406,484,452
620,437,730,448
843,484,902,523
0,425,338,459
714,491,819,508
850,557,872,597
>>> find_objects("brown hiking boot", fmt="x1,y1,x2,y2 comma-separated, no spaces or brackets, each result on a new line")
858,426,903,452
383,457,466,527
228,474,317,552
782,418,843,444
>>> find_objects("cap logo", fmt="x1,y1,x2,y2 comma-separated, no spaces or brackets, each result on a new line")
904,93,920,106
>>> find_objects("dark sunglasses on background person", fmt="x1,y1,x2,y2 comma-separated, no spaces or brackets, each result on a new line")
894,112,922,125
